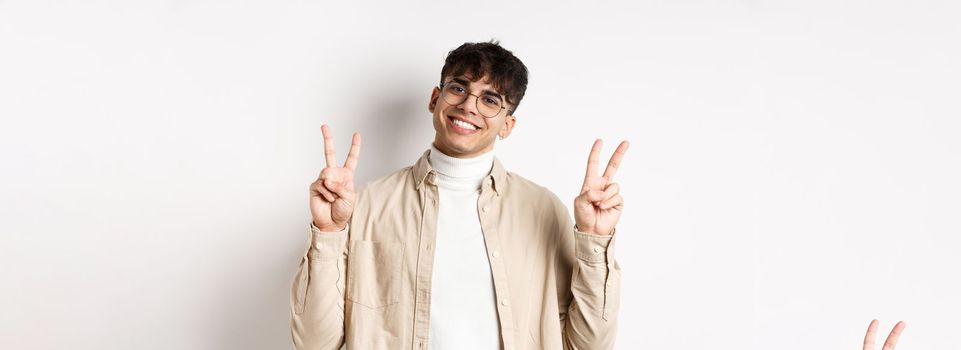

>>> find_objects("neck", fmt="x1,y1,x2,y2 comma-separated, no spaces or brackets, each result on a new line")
428,144,494,191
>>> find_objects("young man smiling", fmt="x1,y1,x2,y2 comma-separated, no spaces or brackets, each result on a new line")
290,41,627,349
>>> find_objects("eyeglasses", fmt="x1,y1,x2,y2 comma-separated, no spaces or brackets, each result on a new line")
438,81,511,118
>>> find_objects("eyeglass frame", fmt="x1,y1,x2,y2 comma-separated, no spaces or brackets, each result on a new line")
438,80,513,118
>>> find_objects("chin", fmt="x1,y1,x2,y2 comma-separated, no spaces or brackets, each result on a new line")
445,141,475,154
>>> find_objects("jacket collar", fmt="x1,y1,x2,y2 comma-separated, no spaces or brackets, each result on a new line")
413,148,506,195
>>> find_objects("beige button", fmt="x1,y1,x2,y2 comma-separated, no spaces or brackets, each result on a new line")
315,242,323,249
501,299,509,306
482,205,490,213
593,246,602,253
491,250,500,258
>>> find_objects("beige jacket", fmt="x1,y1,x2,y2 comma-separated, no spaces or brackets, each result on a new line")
290,150,621,349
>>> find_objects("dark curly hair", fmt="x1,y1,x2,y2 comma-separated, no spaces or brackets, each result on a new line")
439,40,529,114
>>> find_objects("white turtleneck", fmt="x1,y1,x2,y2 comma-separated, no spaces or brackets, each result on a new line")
427,144,501,350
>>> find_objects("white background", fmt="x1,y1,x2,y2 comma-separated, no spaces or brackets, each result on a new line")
1,1,958,349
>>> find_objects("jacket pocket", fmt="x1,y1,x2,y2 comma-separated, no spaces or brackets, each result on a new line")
346,240,404,309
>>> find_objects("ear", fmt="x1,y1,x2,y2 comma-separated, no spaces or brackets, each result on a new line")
499,115,517,139
428,87,440,114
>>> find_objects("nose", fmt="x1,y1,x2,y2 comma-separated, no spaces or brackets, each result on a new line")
457,93,480,116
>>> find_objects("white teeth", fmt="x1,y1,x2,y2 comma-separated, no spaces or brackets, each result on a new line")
452,119,478,130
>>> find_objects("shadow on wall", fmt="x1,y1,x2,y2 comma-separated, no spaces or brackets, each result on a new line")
357,92,429,187
350,67,435,188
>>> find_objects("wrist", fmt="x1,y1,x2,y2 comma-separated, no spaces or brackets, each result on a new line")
313,222,347,232
575,224,614,236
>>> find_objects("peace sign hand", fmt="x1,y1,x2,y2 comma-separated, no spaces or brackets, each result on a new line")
309,124,361,232
574,139,629,236
863,320,906,350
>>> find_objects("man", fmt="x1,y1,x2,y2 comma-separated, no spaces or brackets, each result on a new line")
290,41,627,349
289,41,909,350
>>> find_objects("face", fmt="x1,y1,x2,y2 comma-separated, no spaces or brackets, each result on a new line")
428,75,516,158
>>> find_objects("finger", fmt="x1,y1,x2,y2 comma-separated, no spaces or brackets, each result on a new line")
332,192,355,213
343,132,362,171
582,139,603,190
595,183,620,204
863,319,879,350
327,180,355,210
322,124,337,168
881,321,906,350
316,168,339,201
579,189,606,203
600,194,623,210
325,178,353,199
319,187,336,202
602,140,630,181
312,181,337,202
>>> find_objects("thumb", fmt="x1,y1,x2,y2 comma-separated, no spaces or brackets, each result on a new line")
326,179,353,199
579,190,605,203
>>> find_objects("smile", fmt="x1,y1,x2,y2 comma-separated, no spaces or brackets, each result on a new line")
448,116,481,134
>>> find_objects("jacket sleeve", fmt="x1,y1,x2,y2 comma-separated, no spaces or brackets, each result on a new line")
553,195,621,349
290,222,349,350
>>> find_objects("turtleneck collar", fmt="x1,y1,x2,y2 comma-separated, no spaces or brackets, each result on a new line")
428,144,494,191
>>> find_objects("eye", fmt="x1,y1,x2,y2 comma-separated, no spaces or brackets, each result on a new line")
449,83,467,95
482,96,502,107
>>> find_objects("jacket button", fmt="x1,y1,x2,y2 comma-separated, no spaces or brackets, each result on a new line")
501,299,509,306
482,206,490,213
491,250,500,258
593,246,602,253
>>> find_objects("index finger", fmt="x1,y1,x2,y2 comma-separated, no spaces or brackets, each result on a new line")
863,319,879,350
321,124,337,168
881,321,906,350
602,140,630,181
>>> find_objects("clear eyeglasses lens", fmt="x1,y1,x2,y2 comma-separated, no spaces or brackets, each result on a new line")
441,82,505,118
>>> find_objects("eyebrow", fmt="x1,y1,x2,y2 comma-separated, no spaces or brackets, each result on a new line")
451,77,504,99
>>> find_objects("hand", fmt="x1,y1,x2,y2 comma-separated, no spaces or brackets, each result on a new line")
863,319,906,350
309,124,361,232
574,139,629,236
